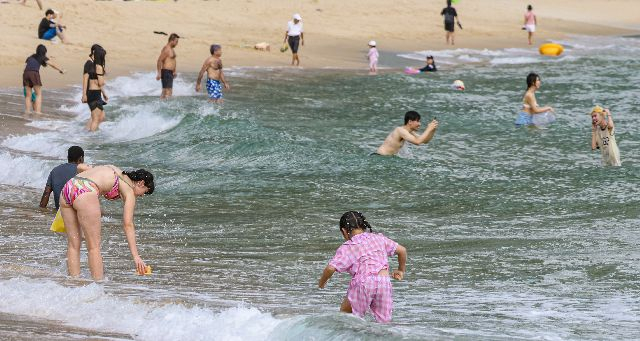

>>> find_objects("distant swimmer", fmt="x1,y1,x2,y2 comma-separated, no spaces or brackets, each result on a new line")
591,106,621,166
523,5,537,45
156,33,179,99
419,55,437,72
59,165,154,280
515,72,554,127
284,13,304,66
82,45,108,131
22,44,65,115
195,44,230,104
375,111,438,156
318,211,407,323
40,146,91,210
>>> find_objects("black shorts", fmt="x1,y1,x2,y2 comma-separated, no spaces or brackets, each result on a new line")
161,69,174,89
23,70,42,87
87,89,104,111
288,35,300,54
444,21,455,32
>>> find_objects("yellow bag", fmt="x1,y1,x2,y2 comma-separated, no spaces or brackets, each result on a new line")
50,209,66,233
280,42,289,53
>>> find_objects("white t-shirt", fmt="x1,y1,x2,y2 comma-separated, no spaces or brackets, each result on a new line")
287,21,303,36
595,126,621,166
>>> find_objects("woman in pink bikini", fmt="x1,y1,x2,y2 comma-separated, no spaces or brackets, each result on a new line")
59,165,154,280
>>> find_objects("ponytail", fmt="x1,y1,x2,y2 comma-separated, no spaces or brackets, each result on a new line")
122,169,154,194
339,211,373,233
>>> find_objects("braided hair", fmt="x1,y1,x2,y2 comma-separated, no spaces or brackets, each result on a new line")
122,169,155,195
339,211,373,234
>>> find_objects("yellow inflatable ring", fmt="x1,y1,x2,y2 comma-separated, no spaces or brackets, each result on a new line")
539,43,564,56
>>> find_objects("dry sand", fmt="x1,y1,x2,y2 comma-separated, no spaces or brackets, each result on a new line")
0,0,638,88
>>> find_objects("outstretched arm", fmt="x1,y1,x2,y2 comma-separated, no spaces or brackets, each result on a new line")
392,245,407,280
122,196,146,275
318,265,336,288
47,61,65,74
399,120,438,145
605,109,614,130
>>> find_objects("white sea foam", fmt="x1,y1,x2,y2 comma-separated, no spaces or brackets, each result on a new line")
99,103,183,142
0,277,284,341
1,132,69,158
106,72,195,98
0,152,52,188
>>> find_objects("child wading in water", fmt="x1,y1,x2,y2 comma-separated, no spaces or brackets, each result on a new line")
591,106,621,166
367,40,379,75
319,211,407,323
196,44,230,104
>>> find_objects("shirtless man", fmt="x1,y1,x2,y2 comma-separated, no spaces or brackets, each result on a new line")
375,111,438,156
156,33,179,99
195,44,230,104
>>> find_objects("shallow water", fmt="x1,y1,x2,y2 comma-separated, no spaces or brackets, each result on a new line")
1,35,639,340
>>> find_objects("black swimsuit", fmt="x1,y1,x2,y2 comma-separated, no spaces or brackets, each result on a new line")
85,60,105,111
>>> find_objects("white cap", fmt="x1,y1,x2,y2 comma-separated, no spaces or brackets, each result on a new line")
293,13,302,20
368,40,376,46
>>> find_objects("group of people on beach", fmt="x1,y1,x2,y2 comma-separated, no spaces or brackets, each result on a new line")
24,0,622,326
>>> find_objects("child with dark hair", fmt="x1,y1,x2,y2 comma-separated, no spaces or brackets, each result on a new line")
419,55,437,72
23,44,65,114
319,211,407,323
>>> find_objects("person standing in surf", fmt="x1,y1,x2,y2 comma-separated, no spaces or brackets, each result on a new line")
59,166,154,280
22,44,65,115
82,45,108,131
284,13,304,66
375,111,438,156
516,72,554,127
195,44,230,104
319,211,407,323
523,5,537,45
591,106,621,166
156,33,179,99
441,0,461,45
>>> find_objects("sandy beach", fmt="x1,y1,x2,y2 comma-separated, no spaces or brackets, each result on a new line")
0,0,638,88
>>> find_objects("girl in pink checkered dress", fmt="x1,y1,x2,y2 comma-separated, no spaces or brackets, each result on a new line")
318,211,407,323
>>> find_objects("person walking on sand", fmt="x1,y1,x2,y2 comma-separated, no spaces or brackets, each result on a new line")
38,9,67,43
22,44,65,114
318,211,407,323
40,146,91,210
523,5,537,45
156,33,179,99
82,45,108,131
367,40,379,75
375,111,438,156
59,165,154,280
284,13,304,66
590,106,621,166
195,44,230,104
440,0,461,45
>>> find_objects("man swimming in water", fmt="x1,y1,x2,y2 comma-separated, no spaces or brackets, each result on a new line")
375,111,438,156
156,33,179,99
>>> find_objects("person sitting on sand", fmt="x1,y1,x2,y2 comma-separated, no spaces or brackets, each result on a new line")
156,33,179,99
195,44,230,104
59,165,154,280
515,72,554,127
319,211,407,323
419,55,437,72
38,9,66,43
22,44,65,114
375,111,438,156
591,106,621,166
40,146,91,210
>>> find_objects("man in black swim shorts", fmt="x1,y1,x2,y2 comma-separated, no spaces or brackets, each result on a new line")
156,33,179,99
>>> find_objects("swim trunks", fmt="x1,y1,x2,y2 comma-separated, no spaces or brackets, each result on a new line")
206,78,223,100
42,28,57,40
161,69,174,89
288,35,300,54
525,24,536,33
515,112,533,127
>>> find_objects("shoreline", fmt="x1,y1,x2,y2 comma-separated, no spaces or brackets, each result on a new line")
1,0,638,89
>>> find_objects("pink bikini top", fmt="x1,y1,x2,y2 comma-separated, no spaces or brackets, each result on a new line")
104,174,120,200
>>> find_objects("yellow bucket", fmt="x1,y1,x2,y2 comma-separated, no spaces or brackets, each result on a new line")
50,209,66,233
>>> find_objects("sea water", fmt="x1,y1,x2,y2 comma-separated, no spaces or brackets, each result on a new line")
0,35,639,340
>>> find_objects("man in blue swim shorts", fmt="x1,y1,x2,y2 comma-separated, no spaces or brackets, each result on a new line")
195,44,230,104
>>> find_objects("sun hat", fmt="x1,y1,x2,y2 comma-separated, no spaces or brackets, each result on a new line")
368,40,376,47
293,13,302,20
